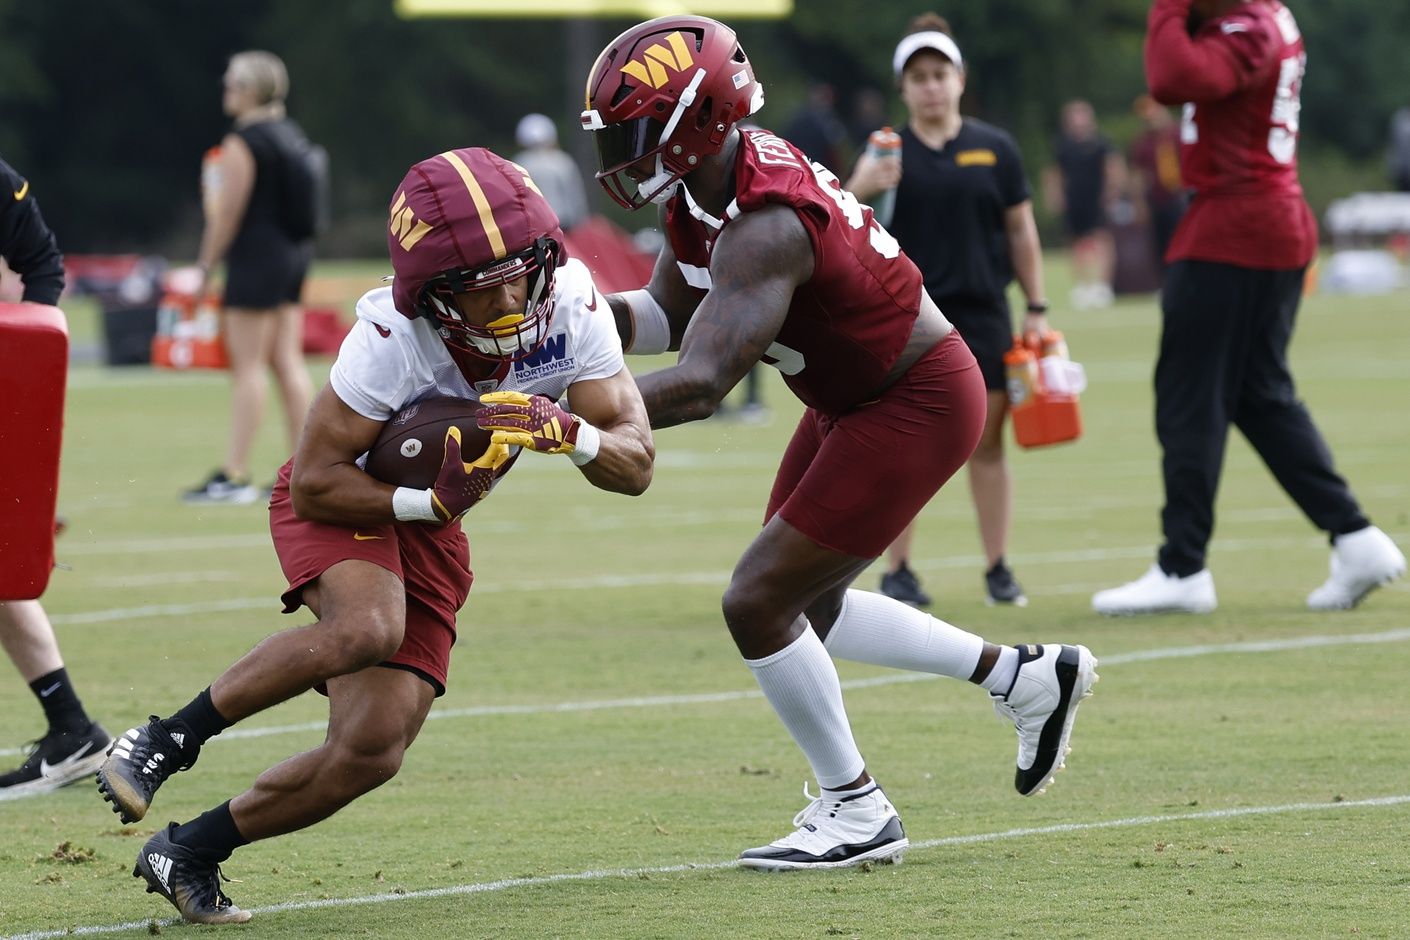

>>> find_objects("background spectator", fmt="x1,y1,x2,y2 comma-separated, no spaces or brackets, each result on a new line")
1388,106,1410,192
512,113,590,233
186,50,315,505
1128,94,1186,269
782,82,852,175
1045,99,1123,309
846,13,1050,608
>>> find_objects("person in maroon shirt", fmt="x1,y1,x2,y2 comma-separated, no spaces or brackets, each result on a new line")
1094,0,1405,616
583,15,1097,870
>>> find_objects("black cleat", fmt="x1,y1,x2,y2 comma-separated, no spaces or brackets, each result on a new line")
879,563,932,607
0,723,112,797
97,718,197,823
985,559,1028,607
134,823,252,924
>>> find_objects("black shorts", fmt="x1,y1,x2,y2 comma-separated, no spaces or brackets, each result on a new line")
224,231,311,309
936,299,1012,392
1063,204,1105,240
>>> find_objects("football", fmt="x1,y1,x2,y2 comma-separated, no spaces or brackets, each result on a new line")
364,396,492,490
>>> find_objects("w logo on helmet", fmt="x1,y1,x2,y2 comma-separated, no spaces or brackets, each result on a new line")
619,31,694,89
389,190,432,251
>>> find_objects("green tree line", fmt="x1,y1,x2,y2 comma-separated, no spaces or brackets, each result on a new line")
2,0,1406,258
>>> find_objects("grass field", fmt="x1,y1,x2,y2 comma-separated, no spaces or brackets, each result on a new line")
1,261,1407,938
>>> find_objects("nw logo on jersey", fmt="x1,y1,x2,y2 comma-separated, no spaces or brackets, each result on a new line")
620,31,694,89
513,334,567,372
389,190,432,251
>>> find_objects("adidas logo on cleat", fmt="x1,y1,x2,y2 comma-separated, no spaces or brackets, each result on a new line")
148,852,174,893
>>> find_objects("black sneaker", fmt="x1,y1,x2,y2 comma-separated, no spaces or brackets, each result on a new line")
985,560,1028,607
183,470,258,505
97,717,198,823
879,563,932,607
0,723,112,797
134,823,252,924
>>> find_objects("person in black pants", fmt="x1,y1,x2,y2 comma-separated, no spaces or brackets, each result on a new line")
186,50,315,504
0,157,112,796
846,13,1052,607
1094,0,1404,615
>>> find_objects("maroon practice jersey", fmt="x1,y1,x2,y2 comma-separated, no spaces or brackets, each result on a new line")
664,128,924,415
1146,0,1317,269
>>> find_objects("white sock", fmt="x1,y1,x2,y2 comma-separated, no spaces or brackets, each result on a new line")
978,645,1018,695
823,589,986,680
745,628,865,789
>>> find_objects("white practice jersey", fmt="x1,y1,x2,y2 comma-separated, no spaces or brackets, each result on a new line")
329,258,624,422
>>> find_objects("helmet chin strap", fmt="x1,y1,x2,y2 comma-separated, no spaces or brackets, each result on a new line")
679,182,724,230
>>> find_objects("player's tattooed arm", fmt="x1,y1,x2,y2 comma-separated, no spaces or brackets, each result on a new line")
634,204,813,429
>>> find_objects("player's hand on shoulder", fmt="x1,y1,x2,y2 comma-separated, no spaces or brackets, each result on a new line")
475,390,582,456
430,426,512,522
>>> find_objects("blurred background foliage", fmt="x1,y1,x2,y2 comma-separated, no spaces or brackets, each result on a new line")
2,0,1407,256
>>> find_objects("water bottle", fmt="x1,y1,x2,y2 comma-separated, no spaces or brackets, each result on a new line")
1039,330,1069,362
1003,337,1039,409
200,146,223,219
865,126,902,228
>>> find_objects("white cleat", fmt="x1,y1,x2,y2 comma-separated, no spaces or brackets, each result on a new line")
738,783,908,871
1307,526,1406,611
992,644,1099,796
1092,564,1216,616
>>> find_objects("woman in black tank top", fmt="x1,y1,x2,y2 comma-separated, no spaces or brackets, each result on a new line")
186,50,315,505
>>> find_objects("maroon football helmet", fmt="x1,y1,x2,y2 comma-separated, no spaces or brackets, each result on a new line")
387,148,564,360
580,15,765,209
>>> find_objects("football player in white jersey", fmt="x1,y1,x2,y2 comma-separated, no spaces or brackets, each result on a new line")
97,148,653,925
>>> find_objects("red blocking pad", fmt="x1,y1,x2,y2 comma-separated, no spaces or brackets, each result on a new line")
0,303,67,599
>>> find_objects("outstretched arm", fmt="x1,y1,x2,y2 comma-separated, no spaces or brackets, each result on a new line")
606,208,703,354
634,204,814,429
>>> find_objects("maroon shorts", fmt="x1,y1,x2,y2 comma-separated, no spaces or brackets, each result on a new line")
766,331,986,558
268,460,473,696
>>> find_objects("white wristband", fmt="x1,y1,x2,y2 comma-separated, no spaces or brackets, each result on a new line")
392,486,440,522
619,288,671,355
568,420,601,466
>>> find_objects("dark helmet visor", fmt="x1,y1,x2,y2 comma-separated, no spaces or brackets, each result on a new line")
589,116,664,176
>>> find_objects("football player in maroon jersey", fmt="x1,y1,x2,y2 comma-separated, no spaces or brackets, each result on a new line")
1094,0,1405,615
583,15,1098,870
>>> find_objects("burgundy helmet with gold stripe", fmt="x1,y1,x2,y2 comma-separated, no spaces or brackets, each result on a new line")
388,148,565,360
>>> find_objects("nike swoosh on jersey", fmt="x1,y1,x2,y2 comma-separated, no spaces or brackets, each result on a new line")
39,741,96,777
585,291,598,312
374,323,392,338
13,180,29,200
353,533,385,541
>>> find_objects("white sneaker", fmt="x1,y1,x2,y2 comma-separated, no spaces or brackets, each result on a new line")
1092,564,1217,615
992,644,1098,796
738,782,908,871
1307,526,1406,610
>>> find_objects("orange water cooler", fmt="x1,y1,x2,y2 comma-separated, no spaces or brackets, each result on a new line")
1004,331,1083,449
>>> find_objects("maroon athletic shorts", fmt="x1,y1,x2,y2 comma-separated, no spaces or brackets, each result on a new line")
268,459,473,696
766,330,986,558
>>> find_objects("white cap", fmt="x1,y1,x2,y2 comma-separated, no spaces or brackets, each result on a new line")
892,31,963,78
515,113,557,149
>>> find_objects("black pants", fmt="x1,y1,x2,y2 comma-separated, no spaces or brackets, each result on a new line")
1154,260,1368,576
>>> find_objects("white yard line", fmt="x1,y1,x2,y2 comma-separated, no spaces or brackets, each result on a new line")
6,792,1408,940
4,627,1406,759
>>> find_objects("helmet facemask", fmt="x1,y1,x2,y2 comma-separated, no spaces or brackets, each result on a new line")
417,236,559,361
